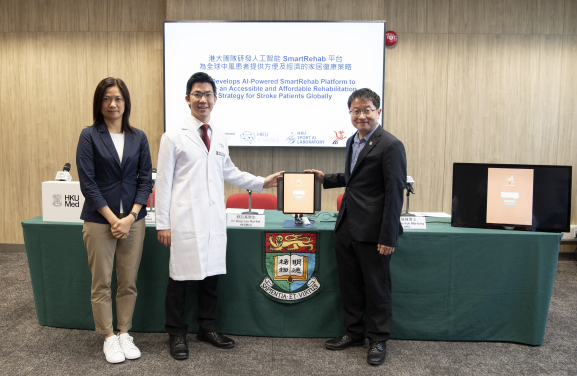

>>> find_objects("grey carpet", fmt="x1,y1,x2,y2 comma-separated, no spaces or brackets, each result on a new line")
1,252,576,376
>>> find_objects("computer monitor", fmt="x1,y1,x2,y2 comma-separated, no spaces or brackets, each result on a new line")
451,163,572,232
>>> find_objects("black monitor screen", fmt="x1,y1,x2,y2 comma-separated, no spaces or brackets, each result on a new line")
451,163,572,232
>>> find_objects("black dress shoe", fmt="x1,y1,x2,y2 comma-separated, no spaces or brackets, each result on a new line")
169,335,189,360
196,332,235,349
367,341,386,365
325,334,365,350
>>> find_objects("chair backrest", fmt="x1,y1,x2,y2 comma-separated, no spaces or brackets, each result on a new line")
226,192,277,210
336,193,344,211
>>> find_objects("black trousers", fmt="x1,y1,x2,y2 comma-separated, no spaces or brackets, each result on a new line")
334,212,392,343
165,275,219,336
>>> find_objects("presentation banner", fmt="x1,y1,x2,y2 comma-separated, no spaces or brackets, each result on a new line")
164,22,385,147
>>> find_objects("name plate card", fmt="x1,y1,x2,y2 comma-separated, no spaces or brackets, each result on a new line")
227,213,265,228
400,216,427,229
145,211,156,225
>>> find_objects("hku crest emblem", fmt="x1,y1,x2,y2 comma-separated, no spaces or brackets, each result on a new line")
52,194,62,207
258,232,322,303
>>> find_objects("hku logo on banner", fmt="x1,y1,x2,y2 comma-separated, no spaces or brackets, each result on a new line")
258,232,322,303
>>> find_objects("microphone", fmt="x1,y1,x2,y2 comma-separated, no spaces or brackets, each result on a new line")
55,163,72,182
405,176,415,194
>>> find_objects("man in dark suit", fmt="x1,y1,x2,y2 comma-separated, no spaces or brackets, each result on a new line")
306,88,407,366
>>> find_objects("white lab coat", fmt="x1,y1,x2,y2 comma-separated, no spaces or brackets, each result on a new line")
155,115,264,280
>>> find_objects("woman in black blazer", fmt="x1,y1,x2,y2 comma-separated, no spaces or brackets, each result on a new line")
76,78,152,364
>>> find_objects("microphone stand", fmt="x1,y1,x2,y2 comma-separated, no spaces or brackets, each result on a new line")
242,190,253,215
401,183,415,217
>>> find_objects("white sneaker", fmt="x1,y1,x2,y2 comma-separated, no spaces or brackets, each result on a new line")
118,333,141,360
103,335,125,363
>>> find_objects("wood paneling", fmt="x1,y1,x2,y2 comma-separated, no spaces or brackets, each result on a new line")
384,33,449,211
522,35,563,163
166,0,384,22
167,0,242,21
557,36,577,224
2,0,33,32
108,0,166,32
537,0,565,35
166,0,196,20
449,0,504,34
240,0,284,20
0,34,5,239
286,0,382,21
384,0,427,33
559,243,577,253
106,32,165,165
36,31,107,180
166,0,568,34
0,32,108,242
2,0,577,243
2,0,107,32
564,0,577,35
444,34,564,212
1,0,165,32
500,0,564,35
2,33,43,243
426,0,450,33
449,0,565,35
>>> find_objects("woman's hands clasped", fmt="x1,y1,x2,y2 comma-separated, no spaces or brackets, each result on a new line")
111,216,134,239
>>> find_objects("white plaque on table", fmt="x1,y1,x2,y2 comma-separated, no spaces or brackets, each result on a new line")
42,181,85,223
227,213,265,228
400,216,427,229
145,210,156,225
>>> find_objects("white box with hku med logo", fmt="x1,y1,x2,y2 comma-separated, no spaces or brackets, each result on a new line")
42,181,85,223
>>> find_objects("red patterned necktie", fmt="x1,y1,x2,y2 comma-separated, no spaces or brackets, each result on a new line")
201,123,210,151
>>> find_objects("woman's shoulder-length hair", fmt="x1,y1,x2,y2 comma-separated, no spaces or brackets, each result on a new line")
92,77,135,134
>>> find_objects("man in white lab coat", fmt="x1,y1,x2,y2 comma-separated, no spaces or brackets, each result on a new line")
155,72,283,360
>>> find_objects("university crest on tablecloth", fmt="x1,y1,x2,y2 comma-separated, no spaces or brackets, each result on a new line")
258,232,322,303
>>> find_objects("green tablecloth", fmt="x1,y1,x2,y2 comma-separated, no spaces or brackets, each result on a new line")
22,212,561,345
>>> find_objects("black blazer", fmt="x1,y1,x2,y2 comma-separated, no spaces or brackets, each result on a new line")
324,126,407,247
76,122,153,224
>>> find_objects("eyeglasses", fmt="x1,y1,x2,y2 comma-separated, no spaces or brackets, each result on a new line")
189,91,215,99
349,108,377,117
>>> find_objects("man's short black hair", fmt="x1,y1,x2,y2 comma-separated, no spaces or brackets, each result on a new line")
347,88,381,110
186,72,217,95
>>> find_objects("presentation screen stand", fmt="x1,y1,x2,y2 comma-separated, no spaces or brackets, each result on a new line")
277,173,322,228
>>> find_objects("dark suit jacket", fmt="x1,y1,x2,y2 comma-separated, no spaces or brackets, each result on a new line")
324,126,407,247
76,122,153,224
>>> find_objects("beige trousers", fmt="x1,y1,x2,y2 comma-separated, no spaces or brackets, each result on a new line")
83,218,146,335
